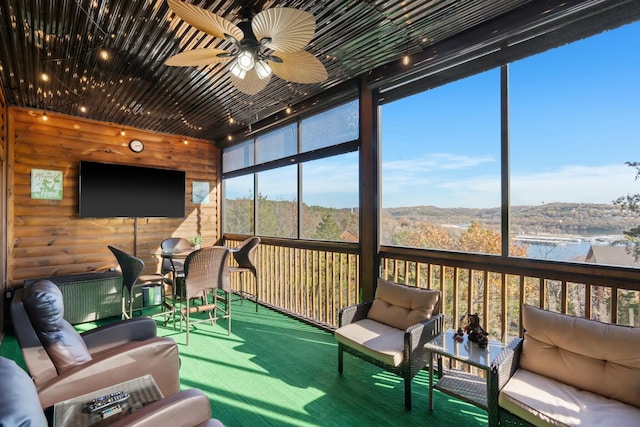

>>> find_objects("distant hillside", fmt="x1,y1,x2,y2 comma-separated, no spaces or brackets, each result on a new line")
382,202,636,235
227,198,636,241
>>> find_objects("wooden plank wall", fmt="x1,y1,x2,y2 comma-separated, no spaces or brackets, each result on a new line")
1,85,6,334
6,107,220,288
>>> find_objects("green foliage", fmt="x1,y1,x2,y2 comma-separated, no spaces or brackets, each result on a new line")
224,195,254,234
189,234,203,245
256,194,297,238
313,214,342,240
613,161,640,261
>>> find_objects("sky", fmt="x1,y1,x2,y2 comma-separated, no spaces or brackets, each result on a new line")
379,20,640,209
227,20,640,210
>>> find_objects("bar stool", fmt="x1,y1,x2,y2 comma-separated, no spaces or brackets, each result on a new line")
160,237,193,299
228,237,260,312
108,245,170,320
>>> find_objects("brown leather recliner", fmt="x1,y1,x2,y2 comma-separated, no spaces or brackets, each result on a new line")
11,279,181,408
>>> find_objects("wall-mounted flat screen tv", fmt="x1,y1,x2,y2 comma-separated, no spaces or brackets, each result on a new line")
79,160,186,218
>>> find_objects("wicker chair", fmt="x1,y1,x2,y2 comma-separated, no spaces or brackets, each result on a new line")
108,245,169,320
335,278,443,409
488,338,535,427
489,305,640,427
179,246,231,345
228,237,260,312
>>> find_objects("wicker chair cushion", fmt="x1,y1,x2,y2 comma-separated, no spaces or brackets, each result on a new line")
500,368,640,427
520,304,640,408
367,278,440,330
22,280,92,373
334,318,405,366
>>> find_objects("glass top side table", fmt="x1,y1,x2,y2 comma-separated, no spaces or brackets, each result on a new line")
53,374,163,427
426,330,506,426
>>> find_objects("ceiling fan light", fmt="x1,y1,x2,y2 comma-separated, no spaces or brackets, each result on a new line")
255,60,272,80
237,50,255,71
230,61,247,79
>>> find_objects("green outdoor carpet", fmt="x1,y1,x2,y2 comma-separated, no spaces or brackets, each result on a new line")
1,302,489,427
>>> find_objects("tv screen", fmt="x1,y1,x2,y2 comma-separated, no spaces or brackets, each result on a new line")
79,161,186,218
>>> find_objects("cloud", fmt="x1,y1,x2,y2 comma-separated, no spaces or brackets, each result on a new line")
226,153,636,211
383,153,495,173
381,153,497,207
510,164,632,205
381,161,634,208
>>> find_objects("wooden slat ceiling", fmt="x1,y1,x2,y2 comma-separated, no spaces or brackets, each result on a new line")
0,0,534,142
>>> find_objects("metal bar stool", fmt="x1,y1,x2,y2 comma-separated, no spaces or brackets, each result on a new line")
108,245,170,320
228,237,260,312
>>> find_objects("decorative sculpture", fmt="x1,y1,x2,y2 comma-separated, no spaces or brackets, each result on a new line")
453,327,465,342
465,313,489,348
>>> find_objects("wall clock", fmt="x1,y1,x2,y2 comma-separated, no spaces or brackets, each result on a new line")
129,139,144,153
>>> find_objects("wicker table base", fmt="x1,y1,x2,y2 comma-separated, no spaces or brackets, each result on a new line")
434,368,488,408
427,330,506,426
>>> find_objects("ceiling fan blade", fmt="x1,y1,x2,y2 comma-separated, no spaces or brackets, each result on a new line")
167,0,243,41
165,48,231,66
252,8,316,53
230,68,271,95
269,51,328,84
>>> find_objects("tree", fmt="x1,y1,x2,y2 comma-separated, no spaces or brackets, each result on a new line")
613,161,640,261
392,222,454,249
224,195,253,234
313,214,342,240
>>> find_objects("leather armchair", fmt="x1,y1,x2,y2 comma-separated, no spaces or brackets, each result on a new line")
0,356,223,427
11,279,181,408
109,389,224,427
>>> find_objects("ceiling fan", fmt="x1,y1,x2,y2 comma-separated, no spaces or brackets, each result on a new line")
164,0,328,95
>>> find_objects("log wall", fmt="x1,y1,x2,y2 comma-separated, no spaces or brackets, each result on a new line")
6,107,220,288
1,85,6,334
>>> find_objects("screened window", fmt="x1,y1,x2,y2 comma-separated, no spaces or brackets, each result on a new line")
380,70,501,254
301,100,359,152
256,166,298,238
301,152,359,241
379,20,640,267
223,100,360,240
510,21,640,266
256,124,297,164
223,174,254,234
222,139,253,174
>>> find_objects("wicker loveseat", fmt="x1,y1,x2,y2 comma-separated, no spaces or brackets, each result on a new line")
334,278,443,409
491,304,640,427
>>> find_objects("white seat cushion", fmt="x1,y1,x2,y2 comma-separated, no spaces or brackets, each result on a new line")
499,369,640,427
520,304,640,407
334,318,404,367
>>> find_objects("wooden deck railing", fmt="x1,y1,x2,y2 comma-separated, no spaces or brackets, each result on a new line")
380,246,640,341
224,235,360,328
224,235,640,339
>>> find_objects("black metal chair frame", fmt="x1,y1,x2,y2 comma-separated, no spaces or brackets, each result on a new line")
228,237,260,312
108,245,171,321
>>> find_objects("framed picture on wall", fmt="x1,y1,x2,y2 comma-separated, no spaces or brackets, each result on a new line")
192,181,210,204
31,168,63,200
